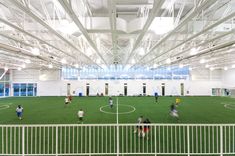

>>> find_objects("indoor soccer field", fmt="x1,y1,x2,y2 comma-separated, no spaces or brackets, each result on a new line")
0,96,235,124
1,0,235,155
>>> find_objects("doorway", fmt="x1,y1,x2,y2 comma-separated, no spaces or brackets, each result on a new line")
105,83,108,95
143,83,146,96
161,83,165,96
180,83,184,96
67,83,71,96
86,83,90,96
124,83,127,96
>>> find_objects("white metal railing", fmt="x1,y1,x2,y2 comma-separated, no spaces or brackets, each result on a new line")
0,124,235,156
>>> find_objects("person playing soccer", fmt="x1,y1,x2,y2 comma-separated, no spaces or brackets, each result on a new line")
109,96,113,108
143,118,151,139
134,116,144,137
175,97,181,106
68,95,72,103
16,105,23,120
77,109,85,123
64,96,69,107
170,103,179,119
155,92,159,103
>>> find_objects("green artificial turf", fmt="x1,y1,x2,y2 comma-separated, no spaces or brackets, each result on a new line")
0,96,235,155
0,96,235,124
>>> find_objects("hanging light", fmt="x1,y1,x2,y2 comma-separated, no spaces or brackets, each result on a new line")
25,59,31,64
22,64,26,68
32,48,40,56
166,58,171,64
61,58,67,64
48,64,53,69
4,66,8,71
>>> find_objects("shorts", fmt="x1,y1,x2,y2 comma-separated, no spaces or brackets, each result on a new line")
79,117,83,121
137,126,143,130
17,112,22,117
171,112,179,117
65,102,69,105
144,127,149,132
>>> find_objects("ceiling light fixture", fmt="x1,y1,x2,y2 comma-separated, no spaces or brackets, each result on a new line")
138,48,145,56
153,64,158,68
25,59,31,64
74,64,79,68
199,59,206,64
22,64,26,68
190,47,198,55
48,64,53,69
131,59,135,64
96,59,101,64
17,67,22,71
61,58,67,64
32,48,40,56
224,66,228,70
166,58,171,64
87,48,93,56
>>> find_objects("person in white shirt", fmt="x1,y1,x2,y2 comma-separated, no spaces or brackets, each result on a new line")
109,97,113,108
16,105,23,120
77,109,85,123
134,116,143,137
64,97,69,107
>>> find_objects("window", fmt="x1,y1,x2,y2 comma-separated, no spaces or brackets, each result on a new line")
27,84,34,96
13,83,20,96
20,84,27,96
4,83,10,96
13,83,37,96
62,65,189,80
0,69,10,97
0,83,4,96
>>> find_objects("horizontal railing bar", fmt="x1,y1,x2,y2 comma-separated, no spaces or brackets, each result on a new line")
0,123,235,127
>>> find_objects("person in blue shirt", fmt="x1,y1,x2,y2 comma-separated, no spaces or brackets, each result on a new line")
155,92,159,103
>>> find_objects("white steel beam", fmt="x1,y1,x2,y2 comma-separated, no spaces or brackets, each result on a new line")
0,42,60,68
124,0,165,66
142,10,235,65
163,40,235,67
58,0,108,66
130,0,214,68
108,0,117,62
9,0,100,67
149,29,235,66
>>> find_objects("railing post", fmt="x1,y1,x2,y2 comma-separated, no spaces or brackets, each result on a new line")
116,97,119,156
22,126,25,156
154,125,157,156
220,126,223,156
187,125,190,156
56,126,58,156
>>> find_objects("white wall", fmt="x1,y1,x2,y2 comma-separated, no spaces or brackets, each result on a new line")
11,69,223,96
221,68,235,88
34,79,221,96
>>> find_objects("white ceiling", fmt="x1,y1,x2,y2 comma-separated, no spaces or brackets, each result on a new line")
0,0,235,71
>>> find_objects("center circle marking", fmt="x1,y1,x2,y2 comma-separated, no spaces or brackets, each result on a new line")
100,104,136,114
